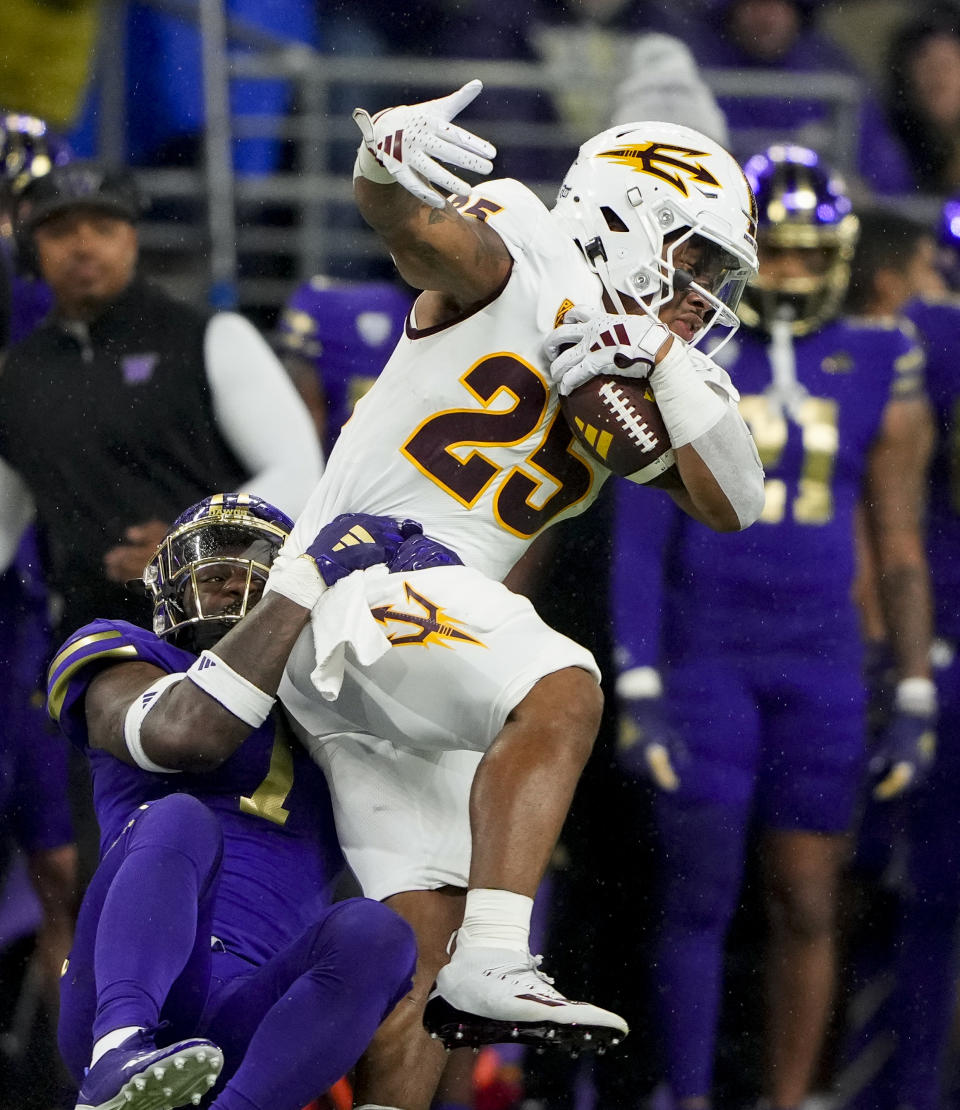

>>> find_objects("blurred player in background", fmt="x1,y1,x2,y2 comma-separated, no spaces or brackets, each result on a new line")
0,561,76,1110
275,275,412,453
0,111,73,347
48,495,464,1110
613,146,935,1110
0,110,77,1110
838,207,960,1110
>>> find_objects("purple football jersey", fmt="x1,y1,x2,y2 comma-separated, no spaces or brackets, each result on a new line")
47,619,344,962
664,319,923,654
275,279,411,453
0,527,70,859
903,297,960,642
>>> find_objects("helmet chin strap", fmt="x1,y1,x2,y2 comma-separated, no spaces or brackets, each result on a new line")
174,615,241,654
591,247,660,321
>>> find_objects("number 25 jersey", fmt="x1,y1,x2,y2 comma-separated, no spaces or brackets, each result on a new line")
288,180,606,583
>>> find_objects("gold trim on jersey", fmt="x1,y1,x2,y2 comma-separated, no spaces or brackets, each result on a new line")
47,636,141,721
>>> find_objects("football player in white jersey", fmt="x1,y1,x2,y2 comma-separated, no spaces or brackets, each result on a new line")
271,79,765,1110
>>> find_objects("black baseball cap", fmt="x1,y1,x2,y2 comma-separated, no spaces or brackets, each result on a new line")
15,161,143,231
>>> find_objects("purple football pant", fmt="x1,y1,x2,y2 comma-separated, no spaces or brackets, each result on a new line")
59,793,416,1110
654,648,865,1099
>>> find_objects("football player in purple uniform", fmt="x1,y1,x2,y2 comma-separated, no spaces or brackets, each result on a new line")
837,208,960,1110
613,147,935,1110
47,494,461,1110
0,121,76,1040
275,276,412,454
0,112,72,346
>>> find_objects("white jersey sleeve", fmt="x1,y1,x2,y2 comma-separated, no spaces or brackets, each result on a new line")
288,179,610,582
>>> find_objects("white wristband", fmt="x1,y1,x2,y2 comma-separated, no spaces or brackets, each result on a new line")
895,676,937,717
124,673,187,773
353,142,395,185
263,551,328,610
186,650,276,728
648,342,728,448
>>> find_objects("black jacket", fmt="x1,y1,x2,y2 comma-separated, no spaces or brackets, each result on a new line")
0,280,249,633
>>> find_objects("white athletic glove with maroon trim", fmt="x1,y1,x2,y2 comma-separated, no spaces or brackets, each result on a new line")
544,304,673,396
352,79,496,209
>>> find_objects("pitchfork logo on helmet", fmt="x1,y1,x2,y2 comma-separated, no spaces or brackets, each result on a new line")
144,493,293,653
739,145,859,337
597,141,722,197
552,120,758,352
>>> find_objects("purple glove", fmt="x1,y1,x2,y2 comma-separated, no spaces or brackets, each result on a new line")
617,694,688,792
870,707,937,800
390,534,463,573
307,513,423,586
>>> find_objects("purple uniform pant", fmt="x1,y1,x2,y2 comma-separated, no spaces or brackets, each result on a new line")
655,645,865,1099
59,793,415,1110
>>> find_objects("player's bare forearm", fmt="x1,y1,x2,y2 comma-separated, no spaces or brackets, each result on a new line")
862,395,934,679
146,594,310,767
355,176,511,307
877,554,934,680
87,594,310,772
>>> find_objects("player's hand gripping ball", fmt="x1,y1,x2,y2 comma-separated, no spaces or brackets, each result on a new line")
545,306,677,485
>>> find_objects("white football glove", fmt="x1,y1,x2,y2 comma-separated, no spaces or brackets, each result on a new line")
352,79,496,209
543,304,673,396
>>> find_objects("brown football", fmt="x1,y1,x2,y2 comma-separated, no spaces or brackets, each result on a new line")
561,374,677,485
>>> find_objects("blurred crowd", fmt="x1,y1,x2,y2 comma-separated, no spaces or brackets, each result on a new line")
4,1,960,1110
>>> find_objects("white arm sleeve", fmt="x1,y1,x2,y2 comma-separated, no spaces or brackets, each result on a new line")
654,345,764,529
688,406,766,530
204,313,324,519
0,457,35,574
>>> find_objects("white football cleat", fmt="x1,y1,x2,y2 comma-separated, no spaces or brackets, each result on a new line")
423,945,628,1051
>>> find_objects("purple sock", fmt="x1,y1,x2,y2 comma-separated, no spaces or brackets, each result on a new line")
208,899,415,1110
655,799,748,1101
91,795,222,1040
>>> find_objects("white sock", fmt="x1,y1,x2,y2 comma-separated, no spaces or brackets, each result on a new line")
355,1105,404,1109
454,887,533,952
90,1026,143,1066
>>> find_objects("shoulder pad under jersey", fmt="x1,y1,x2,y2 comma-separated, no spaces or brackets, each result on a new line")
47,619,194,745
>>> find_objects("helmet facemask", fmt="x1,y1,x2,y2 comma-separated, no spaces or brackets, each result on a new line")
552,122,759,352
143,495,291,654
740,146,859,336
